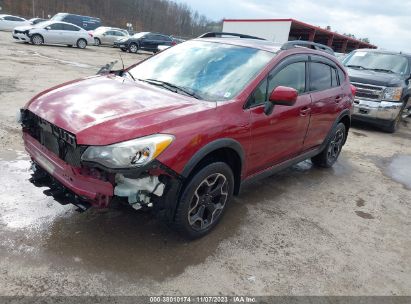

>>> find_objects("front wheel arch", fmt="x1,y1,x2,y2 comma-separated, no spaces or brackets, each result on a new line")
181,139,245,195
30,34,44,45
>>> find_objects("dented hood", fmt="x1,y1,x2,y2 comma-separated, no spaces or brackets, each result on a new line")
26,75,213,145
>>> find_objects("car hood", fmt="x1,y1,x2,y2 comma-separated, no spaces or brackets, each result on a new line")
26,75,214,145
347,67,405,87
14,25,35,31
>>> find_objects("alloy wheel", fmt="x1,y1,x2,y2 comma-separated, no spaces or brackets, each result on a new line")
129,44,138,53
32,35,43,45
77,39,86,49
327,129,344,162
187,173,228,231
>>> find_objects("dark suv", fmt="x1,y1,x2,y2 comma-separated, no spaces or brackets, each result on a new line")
50,13,101,30
343,49,411,132
114,32,176,53
21,36,354,239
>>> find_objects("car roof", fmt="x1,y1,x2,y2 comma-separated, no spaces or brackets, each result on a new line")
194,37,283,53
39,20,82,28
353,48,411,58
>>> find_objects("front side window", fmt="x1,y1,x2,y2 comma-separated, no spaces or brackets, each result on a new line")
248,79,268,107
343,51,409,75
128,41,275,101
269,62,306,95
5,16,24,21
310,62,332,91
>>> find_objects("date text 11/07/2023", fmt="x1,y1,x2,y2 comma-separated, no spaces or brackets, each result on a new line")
149,296,257,303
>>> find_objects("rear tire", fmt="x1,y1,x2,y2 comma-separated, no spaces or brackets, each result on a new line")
173,162,234,239
120,47,127,52
128,43,138,53
31,34,43,46
312,123,346,168
76,38,87,49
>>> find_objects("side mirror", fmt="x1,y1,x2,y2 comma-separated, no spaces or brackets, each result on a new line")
269,86,298,106
45,26,51,30
263,86,298,115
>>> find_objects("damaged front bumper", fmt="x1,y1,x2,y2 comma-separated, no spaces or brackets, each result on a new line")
23,132,183,219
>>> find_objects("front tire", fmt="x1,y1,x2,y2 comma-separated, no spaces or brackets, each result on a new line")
31,34,43,46
383,103,406,133
128,43,138,53
173,162,234,239
76,38,87,49
312,122,346,168
94,38,101,46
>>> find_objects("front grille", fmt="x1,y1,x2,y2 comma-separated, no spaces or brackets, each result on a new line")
21,110,86,167
351,82,384,101
14,29,28,35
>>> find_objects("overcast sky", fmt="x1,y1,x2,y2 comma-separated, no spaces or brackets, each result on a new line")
175,0,411,52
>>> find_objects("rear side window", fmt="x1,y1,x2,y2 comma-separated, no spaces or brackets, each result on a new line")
269,62,306,94
63,24,80,31
310,62,332,91
48,23,64,30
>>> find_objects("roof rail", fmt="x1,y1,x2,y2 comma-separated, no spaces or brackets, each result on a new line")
198,32,266,40
281,41,335,55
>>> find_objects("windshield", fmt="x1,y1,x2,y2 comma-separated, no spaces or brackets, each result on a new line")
343,51,409,74
50,13,65,21
133,32,148,38
128,41,275,101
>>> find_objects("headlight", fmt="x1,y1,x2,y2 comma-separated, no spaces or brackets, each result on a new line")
81,134,174,169
382,87,403,101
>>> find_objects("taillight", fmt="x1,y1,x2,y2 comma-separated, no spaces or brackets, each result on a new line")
171,41,176,46
350,84,357,97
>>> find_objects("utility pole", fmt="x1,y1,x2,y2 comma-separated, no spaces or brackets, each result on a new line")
32,0,35,17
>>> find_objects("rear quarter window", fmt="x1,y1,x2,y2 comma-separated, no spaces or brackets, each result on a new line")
337,67,346,84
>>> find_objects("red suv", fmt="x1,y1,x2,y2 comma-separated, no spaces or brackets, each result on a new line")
20,34,354,239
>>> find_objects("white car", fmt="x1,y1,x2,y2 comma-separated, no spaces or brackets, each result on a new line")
0,14,30,31
93,27,129,46
13,21,94,48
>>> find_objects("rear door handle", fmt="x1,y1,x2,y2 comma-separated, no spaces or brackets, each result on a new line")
335,95,343,103
300,106,311,116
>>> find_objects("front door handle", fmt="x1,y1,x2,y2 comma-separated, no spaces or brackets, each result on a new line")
300,106,311,116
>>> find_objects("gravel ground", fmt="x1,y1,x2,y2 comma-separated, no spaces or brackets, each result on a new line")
0,31,410,296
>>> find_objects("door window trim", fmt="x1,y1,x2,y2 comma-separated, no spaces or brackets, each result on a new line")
307,55,342,93
244,54,309,109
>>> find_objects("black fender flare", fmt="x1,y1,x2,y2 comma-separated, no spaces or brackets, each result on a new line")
181,138,245,178
321,109,351,149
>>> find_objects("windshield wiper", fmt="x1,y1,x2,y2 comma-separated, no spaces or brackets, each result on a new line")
346,64,368,70
369,68,395,74
138,78,202,100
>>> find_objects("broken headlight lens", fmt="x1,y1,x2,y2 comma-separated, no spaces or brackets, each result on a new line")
81,134,174,169
382,87,403,102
